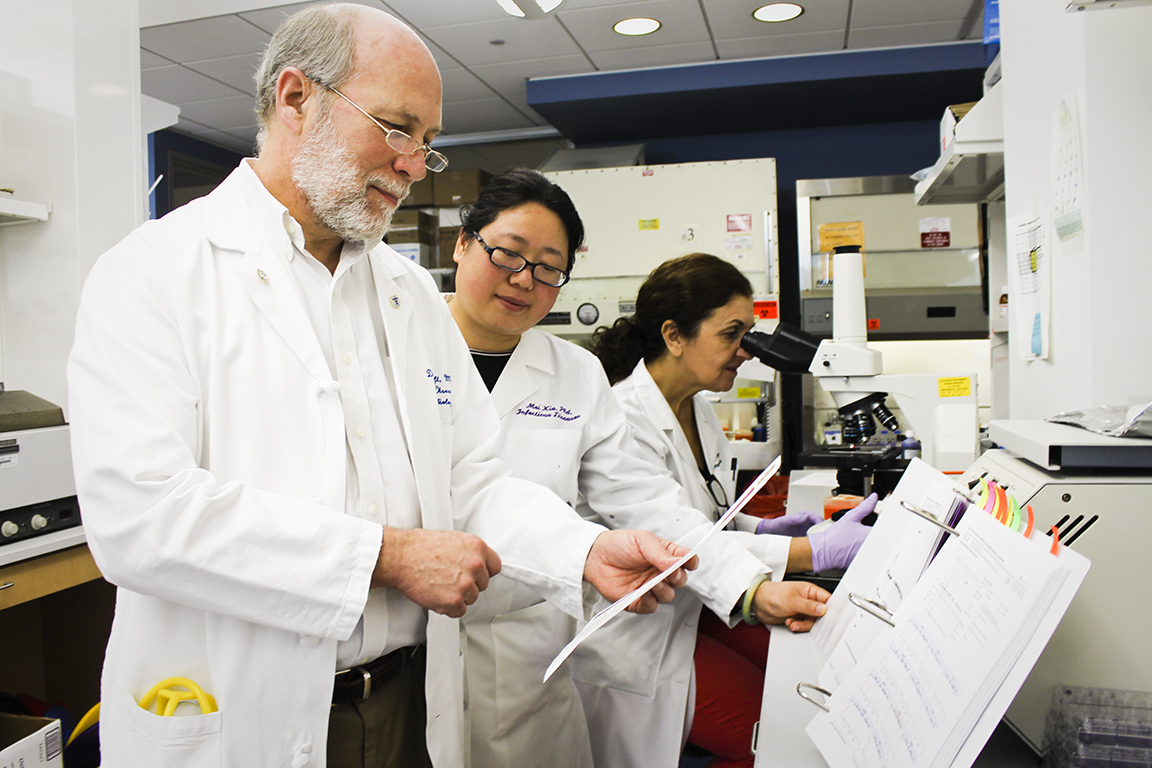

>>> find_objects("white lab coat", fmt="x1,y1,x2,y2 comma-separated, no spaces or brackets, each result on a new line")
572,359,790,768
462,329,783,768
66,166,605,768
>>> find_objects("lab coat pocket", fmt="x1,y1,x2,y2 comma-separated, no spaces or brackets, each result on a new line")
491,600,580,738
503,429,582,504
106,685,222,766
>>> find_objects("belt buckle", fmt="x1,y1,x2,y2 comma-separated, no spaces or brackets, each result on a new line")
356,666,372,701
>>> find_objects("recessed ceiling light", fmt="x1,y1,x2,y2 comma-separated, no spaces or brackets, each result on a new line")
613,17,661,36
497,0,566,19
753,3,804,22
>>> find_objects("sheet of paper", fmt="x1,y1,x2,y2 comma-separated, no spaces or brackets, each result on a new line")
806,510,1068,768
544,456,781,682
1007,212,1051,361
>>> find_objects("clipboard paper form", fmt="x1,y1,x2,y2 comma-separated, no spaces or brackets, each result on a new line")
544,457,782,683
803,487,1090,768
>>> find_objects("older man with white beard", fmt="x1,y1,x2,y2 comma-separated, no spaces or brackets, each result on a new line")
66,5,696,768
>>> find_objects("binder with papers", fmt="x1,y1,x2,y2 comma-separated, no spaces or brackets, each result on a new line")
753,458,1090,768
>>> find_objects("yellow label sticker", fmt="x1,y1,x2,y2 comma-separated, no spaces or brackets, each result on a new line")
639,219,660,231
818,221,864,252
736,387,761,399
938,377,972,398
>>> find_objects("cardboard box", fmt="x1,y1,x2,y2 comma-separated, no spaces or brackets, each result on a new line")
940,101,978,153
437,226,462,270
433,169,493,207
402,174,434,207
0,715,63,767
389,242,433,269
387,209,437,246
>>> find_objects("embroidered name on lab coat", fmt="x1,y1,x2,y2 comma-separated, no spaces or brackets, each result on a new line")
426,369,452,405
514,402,581,422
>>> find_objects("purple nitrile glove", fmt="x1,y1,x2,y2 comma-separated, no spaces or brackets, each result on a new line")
755,510,823,536
808,493,878,572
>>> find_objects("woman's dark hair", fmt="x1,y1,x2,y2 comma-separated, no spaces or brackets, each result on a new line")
593,253,754,385
458,168,584,271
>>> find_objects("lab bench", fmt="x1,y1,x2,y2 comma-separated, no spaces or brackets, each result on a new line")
0,532,113,722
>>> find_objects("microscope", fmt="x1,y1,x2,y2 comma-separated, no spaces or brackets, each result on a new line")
741,245,979,482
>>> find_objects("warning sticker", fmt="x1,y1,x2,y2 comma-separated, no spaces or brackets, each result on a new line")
937,377,972,398
727,214,753,233
818,221,864,253
639,219,659,231
753,300,778,320
920,217,951,248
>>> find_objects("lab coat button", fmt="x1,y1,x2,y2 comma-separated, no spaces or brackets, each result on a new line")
355,427,366,438
256,269,269,283
342,354,352,365
298,635,320,648
291,751,310,768
368,503,378,516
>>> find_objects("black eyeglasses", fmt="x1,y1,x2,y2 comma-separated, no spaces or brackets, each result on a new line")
310,78,448,173
471,231,570,288
702,469,729,509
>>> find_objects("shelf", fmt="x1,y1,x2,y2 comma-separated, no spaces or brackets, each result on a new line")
916,81,1005,206
0,195,50,226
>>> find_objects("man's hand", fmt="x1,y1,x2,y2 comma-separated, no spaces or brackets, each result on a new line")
752,580,830,632
372,528,502,618
583,530,698,614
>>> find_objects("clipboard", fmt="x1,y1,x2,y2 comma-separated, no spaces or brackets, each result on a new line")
753,459,1091,768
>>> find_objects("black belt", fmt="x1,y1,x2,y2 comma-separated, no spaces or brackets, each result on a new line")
332,645,422,706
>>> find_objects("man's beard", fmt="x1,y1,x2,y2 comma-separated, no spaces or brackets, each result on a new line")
291,108,410,243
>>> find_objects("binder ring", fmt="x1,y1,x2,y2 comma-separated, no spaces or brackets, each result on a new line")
796,682,831,712
848,592,896,627
900,499,960,536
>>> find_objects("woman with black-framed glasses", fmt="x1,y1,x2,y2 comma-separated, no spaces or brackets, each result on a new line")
446,170,832,768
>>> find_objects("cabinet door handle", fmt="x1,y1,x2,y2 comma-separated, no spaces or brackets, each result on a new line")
0,582,14,591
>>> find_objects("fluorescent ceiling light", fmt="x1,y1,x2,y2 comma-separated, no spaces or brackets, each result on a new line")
497,0,566,19
753,3,804,22
613,17,661,35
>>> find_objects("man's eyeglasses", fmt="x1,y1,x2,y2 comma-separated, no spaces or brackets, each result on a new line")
311,78,448,173
702,469,729,509
471,231,570,288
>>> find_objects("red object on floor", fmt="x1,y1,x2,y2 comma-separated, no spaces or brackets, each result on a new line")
688,610,772,767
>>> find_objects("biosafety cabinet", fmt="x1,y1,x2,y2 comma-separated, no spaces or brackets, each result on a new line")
542,159,780,339
542,159,782,467
797,175,987,341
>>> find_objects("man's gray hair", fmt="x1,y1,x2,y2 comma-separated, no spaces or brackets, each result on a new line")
253,3,358,152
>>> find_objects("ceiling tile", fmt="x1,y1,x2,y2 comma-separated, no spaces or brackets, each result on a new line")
420,18,582,67
381,0,511,29
143,65,248,103
469,55,595,103
238,2,331,34
441,97,537,135
414,33,463,72
702,0,851,38
176,95,256,128
717,31,847,60
556,0,710,52
442,67,492,104
848,22,966,50
141,15,271,62
589,41,719,71
184,52,263,96
141,49,174,69
852,0,975,27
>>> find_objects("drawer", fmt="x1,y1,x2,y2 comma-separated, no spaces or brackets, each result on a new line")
0,545,102,610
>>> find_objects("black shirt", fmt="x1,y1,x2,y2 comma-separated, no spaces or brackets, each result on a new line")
469,349,514,393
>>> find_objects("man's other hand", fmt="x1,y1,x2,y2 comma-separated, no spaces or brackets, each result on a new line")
583,530,698,614
373,528,502,618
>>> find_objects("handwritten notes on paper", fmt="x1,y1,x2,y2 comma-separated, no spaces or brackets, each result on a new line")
806,510,1069,768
